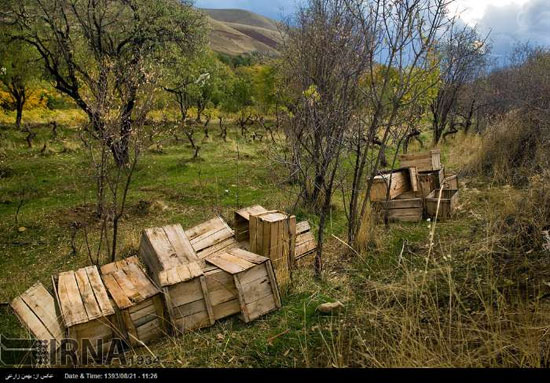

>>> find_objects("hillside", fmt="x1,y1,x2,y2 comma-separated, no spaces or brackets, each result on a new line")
200,8,282,56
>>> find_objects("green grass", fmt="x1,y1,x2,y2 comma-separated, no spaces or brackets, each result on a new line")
1,113,548,367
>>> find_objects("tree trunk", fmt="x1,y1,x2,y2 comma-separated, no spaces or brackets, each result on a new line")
15,100,23,131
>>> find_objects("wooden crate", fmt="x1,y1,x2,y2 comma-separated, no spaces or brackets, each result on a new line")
100,257,166,347
204,265,241,320
443,174,459,190
140,225,215,333
295,221,317,265
53,266,119,355
399,149,442,172
249,211,296,287
11,282,65,357
186,217,238,259
234,205,268,242
370,169,412,201
425,189,459,221
417,168,445,198
206,248,281,323
373,192,423,223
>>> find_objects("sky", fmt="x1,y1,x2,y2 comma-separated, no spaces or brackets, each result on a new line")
195,0,550,62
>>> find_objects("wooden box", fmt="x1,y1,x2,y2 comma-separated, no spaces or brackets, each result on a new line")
399,149,442,172
295,221,317,265
417,168,445,198
100,257,166,347
425,189,459,221
54,266,118,355
140,225,215,333
204,265,241,320
443,174,459,190
373,192,423,223
370,169,412,201
186,217,238,259
234,205,268,242
206,248,281,323
11,282,65,358
249,211,296,287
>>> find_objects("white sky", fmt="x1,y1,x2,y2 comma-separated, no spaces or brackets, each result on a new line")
452,0,531,25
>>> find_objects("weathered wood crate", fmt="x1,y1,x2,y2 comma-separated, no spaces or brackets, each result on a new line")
206,248,281,323
295,221,317,266
370,169,412,201
100,257,166,347
203,265,241,320
140,224,214,333
234,205,268,243
373,192,423,223
425,189,459,221
249,211,296,287
11,282,65,357
443,174,459,190
53,266,119,354
417,168,445,198
399,149,442,172
185,217,238,259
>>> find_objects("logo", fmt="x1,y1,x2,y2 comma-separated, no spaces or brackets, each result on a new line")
0,335,127,366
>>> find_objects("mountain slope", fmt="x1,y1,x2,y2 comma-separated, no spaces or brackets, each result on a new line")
200,9,282,56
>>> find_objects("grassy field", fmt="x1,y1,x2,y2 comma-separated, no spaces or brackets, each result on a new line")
1,110,549,367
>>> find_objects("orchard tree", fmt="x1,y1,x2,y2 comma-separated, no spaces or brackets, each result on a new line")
3,0,207,263
0,34,42,132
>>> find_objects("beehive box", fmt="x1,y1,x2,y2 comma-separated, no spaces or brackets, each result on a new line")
53,266,118,355
206,248,281,323
370,169,412,201
249,211,296,286
203,265,241,320
373,192,423,223
443,175,459,190
234,205,268,242
417,168,445,198
10,282,65,357
399,149,442,172
425,189,459,221
186,217,238,259
140,224,214,333
295,221,317,266
100,257,166,347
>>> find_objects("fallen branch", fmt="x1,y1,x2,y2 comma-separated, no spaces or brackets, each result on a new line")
267,329,289,345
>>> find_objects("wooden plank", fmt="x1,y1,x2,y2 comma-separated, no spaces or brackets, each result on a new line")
197,237,238,259
143,228,180,270
163,224,200,265
169,279,204,307
199,275,215,326
240,274,273,304
11,296,53,340
125,262,159,299
206,252,252,274
174,311,211,332
173,299,206,319
265,262,282,308
238,264,269,285
18,283,65,341
85,267,115,317
235,205,268,221
212,299,241,320
186,217,225,241
205,269,237,305
249,214,258,253
289,216,297,269
245,294,277,322
296,221,311,235
409,167,419,192
228,248,267,264
191,226,234,253
233,274,250,322
103,274,133,310
262,217,271,258
58,271,88,327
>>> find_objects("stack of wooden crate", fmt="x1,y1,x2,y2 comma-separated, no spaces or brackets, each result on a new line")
370,149,460,222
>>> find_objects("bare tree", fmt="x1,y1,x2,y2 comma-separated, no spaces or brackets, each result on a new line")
431,22,488,145
281,0,369,275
